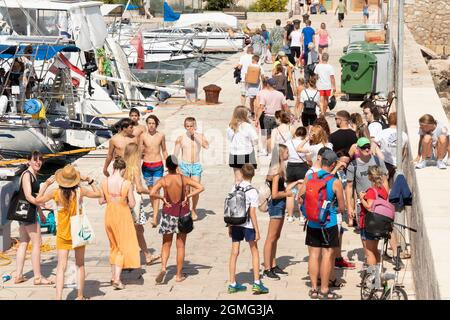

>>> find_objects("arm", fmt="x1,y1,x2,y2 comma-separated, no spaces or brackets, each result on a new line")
183,177,205,202
345,181,355,218
248,207,260,241
359,192,373,211
173,136,182,158
127,182,136,208
255,103,264,128
22,173,40,206
161,134,168,160
103,139,115,177
80,176,101,198
330,75,336,92
194,133,209,149
270,174,293,199
296,136,310,153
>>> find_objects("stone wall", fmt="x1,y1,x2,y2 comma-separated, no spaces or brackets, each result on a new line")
404,0,450,55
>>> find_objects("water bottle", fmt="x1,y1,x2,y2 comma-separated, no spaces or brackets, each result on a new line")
2,272,11,283
318,200,330,224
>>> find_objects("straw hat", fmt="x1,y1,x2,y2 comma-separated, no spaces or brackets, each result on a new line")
55,165,80,188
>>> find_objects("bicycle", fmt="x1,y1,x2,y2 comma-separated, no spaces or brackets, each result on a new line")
360,222,417,300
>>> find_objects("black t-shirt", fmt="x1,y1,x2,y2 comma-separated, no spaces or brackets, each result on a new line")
329,129,357,154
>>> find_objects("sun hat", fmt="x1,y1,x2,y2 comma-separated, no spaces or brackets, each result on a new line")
357,137,371,148
55,165,80,188
277,51,286,57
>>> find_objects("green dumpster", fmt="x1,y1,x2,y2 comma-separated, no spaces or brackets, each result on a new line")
340,51,377,95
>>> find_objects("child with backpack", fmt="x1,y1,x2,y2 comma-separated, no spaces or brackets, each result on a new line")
225,164,269,294
299,76,320,128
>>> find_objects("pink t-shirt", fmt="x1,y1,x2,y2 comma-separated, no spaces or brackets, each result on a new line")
259,89,286,116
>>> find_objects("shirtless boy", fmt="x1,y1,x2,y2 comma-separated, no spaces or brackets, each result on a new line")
140,115,168,226
129,107,147,144
103,118,136,177
174,117,209,220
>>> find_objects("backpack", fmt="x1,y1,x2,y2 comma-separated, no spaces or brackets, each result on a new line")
258,182,271,212
364,188,395,237
303,172,335,225
303,90,318,115
224,185,255,225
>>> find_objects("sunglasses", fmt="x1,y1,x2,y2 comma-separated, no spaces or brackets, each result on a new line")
359,144,371,151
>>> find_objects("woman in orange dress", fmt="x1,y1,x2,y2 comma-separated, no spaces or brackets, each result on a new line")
100,156,140,290
36,165,101,300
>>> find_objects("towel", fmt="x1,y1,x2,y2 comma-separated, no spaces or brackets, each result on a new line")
389,173,412,210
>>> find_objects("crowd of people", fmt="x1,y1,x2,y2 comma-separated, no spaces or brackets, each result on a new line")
8,12,450,300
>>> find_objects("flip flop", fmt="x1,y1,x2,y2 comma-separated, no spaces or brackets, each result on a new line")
146,255,161,266
155,270,166,284
112,281,125,290
175,274,187,283
14,276,27,284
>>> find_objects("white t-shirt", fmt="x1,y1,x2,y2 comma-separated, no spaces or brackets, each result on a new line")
290,30,302,47
374,127,408,165
227,122,258,155
368,121,383,138
314,63,335,90
300,88,321,115
305,165,321,179
287,138,308,163
229,180,258,229
239,53,253,79
308,142,333,163
418,122,449,146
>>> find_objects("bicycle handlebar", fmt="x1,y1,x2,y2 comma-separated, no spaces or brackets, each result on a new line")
393,222,417,233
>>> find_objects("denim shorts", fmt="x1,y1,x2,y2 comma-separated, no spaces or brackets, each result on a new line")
268,199,286,219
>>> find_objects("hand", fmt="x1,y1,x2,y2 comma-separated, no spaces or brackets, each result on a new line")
103,168,110,177
286,190,293,198
228,226,232,238
359,191,366,200
255,231,261,242
181,196,189,207
162,198,171,208
45,176,55,186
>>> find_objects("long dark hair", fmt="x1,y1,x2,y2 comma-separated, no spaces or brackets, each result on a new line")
60,186,78,209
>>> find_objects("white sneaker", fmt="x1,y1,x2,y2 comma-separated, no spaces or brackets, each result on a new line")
258,150,268,156
287,216,294,223
437,160,447,169
415,160,427,169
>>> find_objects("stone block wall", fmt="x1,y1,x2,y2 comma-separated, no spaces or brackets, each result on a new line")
404,0,450,55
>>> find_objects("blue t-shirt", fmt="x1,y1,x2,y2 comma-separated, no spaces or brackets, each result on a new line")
302,27,315,47
303,170,338,229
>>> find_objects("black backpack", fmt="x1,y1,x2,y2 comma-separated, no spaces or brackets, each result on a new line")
303,90,318,115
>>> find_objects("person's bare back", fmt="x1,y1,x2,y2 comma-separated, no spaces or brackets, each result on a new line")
141,131,167,163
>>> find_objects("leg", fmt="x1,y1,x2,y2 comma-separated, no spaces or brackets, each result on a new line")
286,195,295,219
249,97,256,115
26,223,45,281
175,233,187,281
436,135,449,160
15,224,30,281
161,234,173,272
74,246,86,299
249,241,260,281
319,248,334,295
190,176,201,220
308,246,321,290
229,241,240,284
263,219,283,270
420,134,433,159
150,186,160,227
55,249,69,300
271,218,284,268
365,240,380,266
134,224,151,262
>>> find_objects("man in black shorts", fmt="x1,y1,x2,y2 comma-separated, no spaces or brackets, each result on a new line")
298,149,345,299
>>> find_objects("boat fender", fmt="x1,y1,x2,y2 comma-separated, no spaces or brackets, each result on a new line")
23,99,43,115
0,95,8,115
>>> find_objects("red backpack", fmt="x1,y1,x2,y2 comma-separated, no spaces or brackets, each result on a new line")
304,172,334,225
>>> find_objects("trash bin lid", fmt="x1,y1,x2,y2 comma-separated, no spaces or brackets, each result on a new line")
340,51,377,64
203,84,222,91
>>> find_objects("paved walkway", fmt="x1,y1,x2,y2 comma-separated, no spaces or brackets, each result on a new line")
0,11,415,300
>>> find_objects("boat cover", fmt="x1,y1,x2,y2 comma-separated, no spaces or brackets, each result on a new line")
173,13,238,28
0,44,80,60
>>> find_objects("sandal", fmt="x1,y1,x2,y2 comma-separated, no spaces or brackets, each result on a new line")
308,288,319,299
155,270,166,284
175,273,187,282
146,254,161,266
34,277,54,286
329,279,345,288
112,281,125,290
318,290,342,300
14,275,27,284
75,296,90,300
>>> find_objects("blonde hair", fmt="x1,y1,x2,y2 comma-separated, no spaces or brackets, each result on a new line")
310,125,328,145
419,114,437,125
123,143,140,182
268,144,288,177
368,166,384,188
229,105,250,132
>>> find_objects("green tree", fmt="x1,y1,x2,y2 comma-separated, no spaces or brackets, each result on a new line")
204,0,235,11
250,0,288,12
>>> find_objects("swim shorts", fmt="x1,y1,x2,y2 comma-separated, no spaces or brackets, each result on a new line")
142,161,164,186
179,161,203,177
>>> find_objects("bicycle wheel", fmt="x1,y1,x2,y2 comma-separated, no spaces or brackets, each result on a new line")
383,286,408,300
360,274,382,300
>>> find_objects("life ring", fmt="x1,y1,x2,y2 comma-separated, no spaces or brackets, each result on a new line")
23,99,43,115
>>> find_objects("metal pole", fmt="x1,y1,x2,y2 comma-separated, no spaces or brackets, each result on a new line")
387,0,394,91
396,0,404,172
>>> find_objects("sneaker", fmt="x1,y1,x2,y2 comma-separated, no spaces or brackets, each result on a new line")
287,216,294,223
335,258,356,269
271,265,288,277
263,269,280,281
437,160,447,169
415,160,427,169
392,256,405,269
252,281,269,294
228,283,247,294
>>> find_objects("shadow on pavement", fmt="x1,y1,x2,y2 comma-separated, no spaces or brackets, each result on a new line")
194,209,216,221
161,260,212,284
66,280,105,300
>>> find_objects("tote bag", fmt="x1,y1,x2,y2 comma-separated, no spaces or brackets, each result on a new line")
70,189,95,249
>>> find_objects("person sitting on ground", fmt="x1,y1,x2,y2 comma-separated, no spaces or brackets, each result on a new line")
150,155,204,284
36,165,101,300
414,113,449,170
297,149,345,300
227,164,269,294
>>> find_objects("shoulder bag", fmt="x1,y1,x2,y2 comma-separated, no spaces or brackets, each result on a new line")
70,188,96,248
177,175,194,234
7,171,37,223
